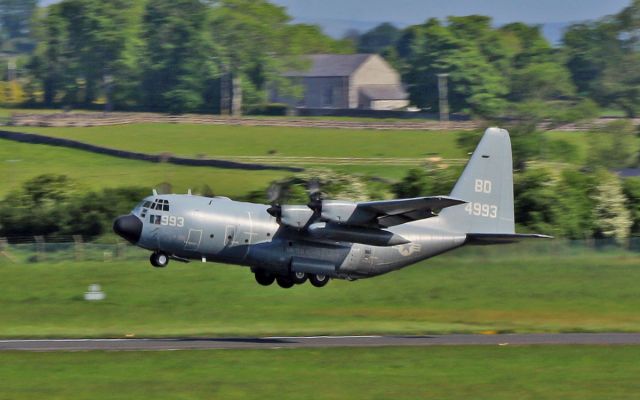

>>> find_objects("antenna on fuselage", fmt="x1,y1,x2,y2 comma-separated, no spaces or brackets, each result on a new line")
188,189,192,196
152,189,158,196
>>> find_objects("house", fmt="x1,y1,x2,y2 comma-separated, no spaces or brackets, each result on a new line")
272,54,409,111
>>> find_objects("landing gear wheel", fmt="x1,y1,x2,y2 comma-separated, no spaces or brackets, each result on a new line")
291,271,308,285
309,274,330,287
276,276,295,289
150,252,169,268
254,271,276,286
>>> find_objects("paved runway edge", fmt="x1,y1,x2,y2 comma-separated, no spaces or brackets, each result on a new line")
2,334,640,351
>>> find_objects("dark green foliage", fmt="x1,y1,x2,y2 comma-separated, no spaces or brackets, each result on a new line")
514,169,560,235
27,0,349,113
392,166,461,198
250,103,289,116
400,17,509,117
514,168,597,239
0,175,147,240
356,22,400,54
140,0,216,113
623,177,640,236
587,120,639,169
563,0,640,117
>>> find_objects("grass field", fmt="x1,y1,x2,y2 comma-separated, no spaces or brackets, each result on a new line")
2,346,639,399
2,124,468,158
3,123,625,168
1,245,639,338
0,138,288,197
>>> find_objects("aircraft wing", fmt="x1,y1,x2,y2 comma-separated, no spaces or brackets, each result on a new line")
346,196,466,228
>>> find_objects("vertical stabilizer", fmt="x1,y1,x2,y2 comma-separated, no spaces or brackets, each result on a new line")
439,127,515,234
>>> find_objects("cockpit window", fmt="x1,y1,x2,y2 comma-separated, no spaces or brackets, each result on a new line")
149,199,170,212
143,201,151,208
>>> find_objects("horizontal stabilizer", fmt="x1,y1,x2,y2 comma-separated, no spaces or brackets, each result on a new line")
465,233,553,245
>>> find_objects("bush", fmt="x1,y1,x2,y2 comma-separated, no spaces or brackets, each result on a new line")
250,103,289,116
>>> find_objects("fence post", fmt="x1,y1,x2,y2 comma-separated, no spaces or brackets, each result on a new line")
73,235,84,262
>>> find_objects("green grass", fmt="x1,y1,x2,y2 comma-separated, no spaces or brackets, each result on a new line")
1,247,639,338
2,123,608,185
1,346,639,399
0,138,288,197
2,124,469,159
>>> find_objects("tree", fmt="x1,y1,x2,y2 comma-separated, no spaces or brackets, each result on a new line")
140,0,217,113
393,166,460,198
208,0,346,111
623,177,640,236
509,62,575,102
29,0,144,107
357,23,400,54
591,170,632,241
587,120,639,169
402,18,508,116
514,168,560,235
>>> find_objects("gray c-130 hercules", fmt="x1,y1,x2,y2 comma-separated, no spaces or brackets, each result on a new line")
113,127,550,288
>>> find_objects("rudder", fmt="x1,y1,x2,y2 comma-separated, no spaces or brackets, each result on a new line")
439,127,514,234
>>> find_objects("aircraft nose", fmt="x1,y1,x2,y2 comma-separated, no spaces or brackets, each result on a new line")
113,214,143,244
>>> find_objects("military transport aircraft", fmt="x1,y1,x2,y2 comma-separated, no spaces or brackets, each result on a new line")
114,127,550,288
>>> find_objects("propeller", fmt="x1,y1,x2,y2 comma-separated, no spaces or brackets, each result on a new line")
307,178,324,213
266,183,285,219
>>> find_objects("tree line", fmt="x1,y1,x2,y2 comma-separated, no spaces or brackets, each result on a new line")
347,1,640,118
0,0,638,116
21,0,351,113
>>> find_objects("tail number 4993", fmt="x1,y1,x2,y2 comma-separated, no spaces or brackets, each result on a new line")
465,202,497,218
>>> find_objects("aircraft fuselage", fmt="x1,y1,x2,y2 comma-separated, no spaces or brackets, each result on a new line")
121,194,466,280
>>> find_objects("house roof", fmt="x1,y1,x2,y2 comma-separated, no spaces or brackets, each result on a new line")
359,85,408,100
284,54,373,77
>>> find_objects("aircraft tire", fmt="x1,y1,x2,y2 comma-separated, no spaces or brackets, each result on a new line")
291,271,308,285
254,271,276,286
309,274,330,287
276,276,295,289
150,252,169,268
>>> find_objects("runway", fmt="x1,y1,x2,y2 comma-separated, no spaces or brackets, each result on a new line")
2,333,640,351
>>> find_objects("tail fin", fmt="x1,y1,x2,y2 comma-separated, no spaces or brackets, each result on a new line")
439,127,514,234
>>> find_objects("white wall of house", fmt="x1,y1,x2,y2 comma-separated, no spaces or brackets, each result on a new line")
350,55,403,108
369,99,410,110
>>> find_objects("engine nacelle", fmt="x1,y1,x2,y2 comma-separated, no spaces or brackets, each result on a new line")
280,205,315,229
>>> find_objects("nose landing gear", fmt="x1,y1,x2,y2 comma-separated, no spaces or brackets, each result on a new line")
150,252,169,268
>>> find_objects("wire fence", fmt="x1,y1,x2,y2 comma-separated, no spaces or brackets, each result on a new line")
1,237,639,265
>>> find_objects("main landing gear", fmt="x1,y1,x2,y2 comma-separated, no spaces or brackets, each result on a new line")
150,252,169,268
253,269,329,289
